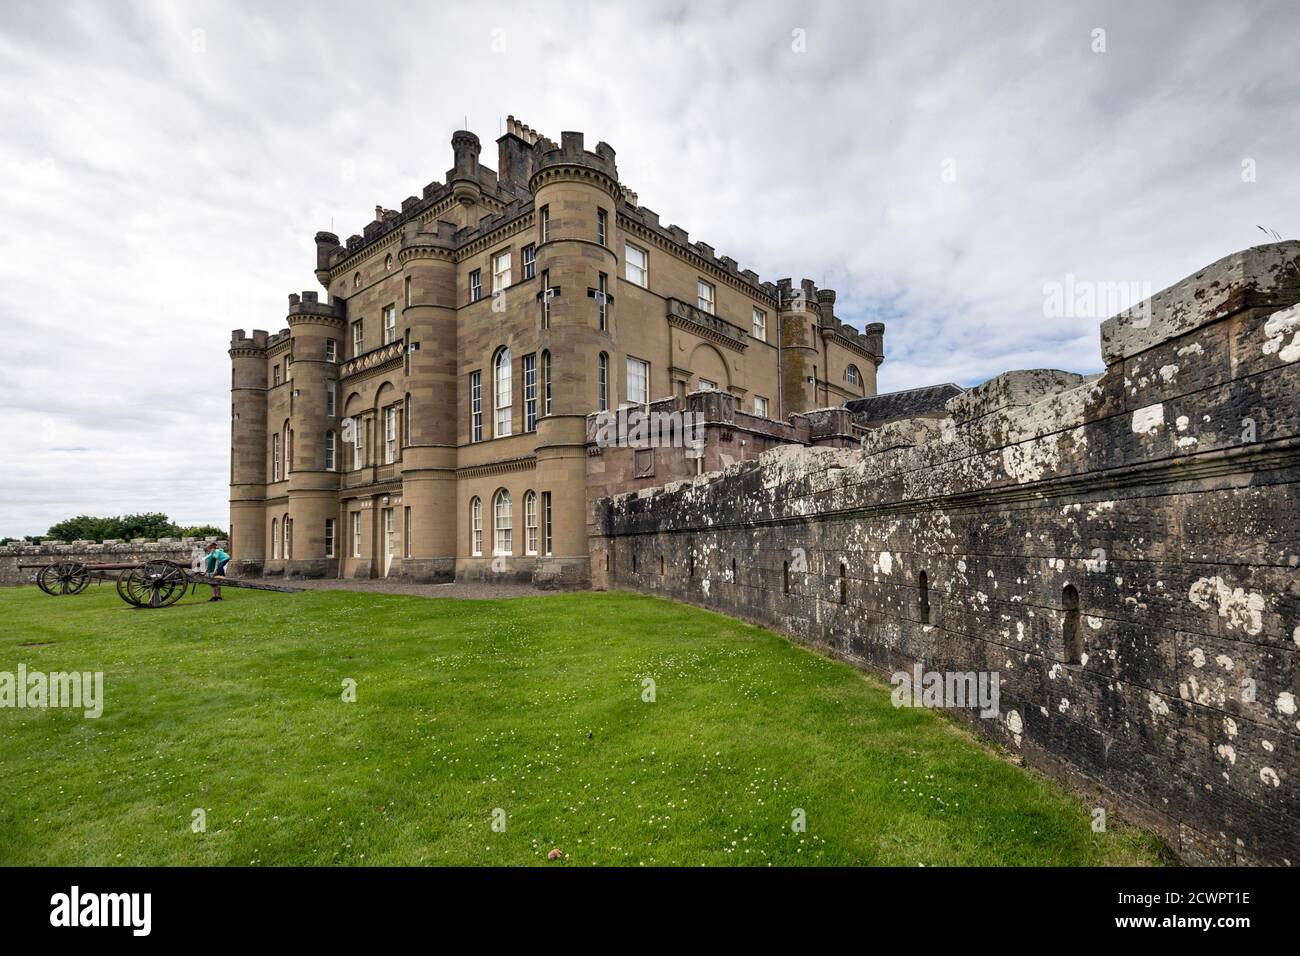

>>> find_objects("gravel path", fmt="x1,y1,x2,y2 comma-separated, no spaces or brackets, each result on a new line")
240,577,571,600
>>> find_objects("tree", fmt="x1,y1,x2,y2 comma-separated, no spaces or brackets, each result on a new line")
41,513,226,543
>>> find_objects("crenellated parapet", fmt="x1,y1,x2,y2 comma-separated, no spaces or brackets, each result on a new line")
229,328,270,357
286,290,344,327
530,130,619,198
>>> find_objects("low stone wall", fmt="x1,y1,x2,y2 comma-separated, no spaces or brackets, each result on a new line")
591,242,1300,865
0,538,228,586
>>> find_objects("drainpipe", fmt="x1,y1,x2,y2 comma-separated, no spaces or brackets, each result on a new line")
776,286,784,421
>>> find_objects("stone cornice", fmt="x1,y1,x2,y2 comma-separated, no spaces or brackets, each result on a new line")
529,164,620,200
455,210,536,261
340,341,405,382
666,298,749,353
456,455,537,479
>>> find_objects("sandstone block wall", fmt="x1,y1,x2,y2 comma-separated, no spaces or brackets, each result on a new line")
591,242,1300,865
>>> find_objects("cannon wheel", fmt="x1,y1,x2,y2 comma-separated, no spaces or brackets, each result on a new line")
116,562,188,609
37,562,90,596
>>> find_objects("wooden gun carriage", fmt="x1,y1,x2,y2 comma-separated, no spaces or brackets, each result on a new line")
19,560,300,608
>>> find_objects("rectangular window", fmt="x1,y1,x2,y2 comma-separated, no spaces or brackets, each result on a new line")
522,243,536,280
523,353,538,432
382,305,397,344
751,307,766,342
540,269,551,329
597,272,608,331
596,208,607,245
352,512,361,557
352,321,364,356
272,433,281,480
326,381,337,418
325,518,336,558
542,351,552,416
325,430,336,470
404,276,412,308
325,338,338,362
755,396,770,418
525,493,538,555
273,365,282,386
495,355,512,437
699,379,716,391
598,353,608,412
542,491,553,556
470,370,483,442
384,406,397,463
352,417,365,469
404,507,411,558
697,279,715,314
540,205,550,242
625,243,647,287
492,250,511,293
627,357,649,405
469,269,481,302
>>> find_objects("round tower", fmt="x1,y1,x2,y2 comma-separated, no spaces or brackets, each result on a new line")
396,220,460,581
528,131,621,587
283,292,345,577
229,329,269,575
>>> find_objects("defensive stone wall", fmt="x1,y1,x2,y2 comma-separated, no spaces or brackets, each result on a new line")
591,241,1300,865
0,538,228,586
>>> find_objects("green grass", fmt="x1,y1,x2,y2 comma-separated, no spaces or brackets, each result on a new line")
0,584,1165,866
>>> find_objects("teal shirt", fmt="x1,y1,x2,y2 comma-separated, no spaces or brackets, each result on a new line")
205,549,230,573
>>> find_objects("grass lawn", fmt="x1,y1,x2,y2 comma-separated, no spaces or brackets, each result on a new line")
0,584,1165,866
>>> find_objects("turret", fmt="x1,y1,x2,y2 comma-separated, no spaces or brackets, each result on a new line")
229,329,270,574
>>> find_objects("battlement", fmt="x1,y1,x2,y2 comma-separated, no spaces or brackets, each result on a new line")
229,329,270,351
286,290,343,322
532,130,618,182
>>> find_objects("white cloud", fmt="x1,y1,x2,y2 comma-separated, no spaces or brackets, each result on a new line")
0,0,1296,535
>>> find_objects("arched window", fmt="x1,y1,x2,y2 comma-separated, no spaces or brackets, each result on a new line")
325,430,336,471
353,271,361,289
598,352,608,412
541,350,552,416
283,515,292,560
404,393,411,446
283,420,293,475
271,518,279,559
838,562,847,604
384,253,393,271
494,347,512,437
846,364,861,387
469,497,483,556
918,570,931,624
1063,584,1082,664
493,490,513,555
524,491,538,555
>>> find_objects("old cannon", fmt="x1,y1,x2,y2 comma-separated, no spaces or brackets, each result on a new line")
22,559,302,608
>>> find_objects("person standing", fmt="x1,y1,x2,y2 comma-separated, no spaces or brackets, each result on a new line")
204,543,231,602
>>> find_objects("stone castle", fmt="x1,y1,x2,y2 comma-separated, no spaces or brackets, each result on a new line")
227,118,883,585
218,117,1298,865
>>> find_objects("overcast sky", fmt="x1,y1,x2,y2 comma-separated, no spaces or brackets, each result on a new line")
0,0,1296,536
